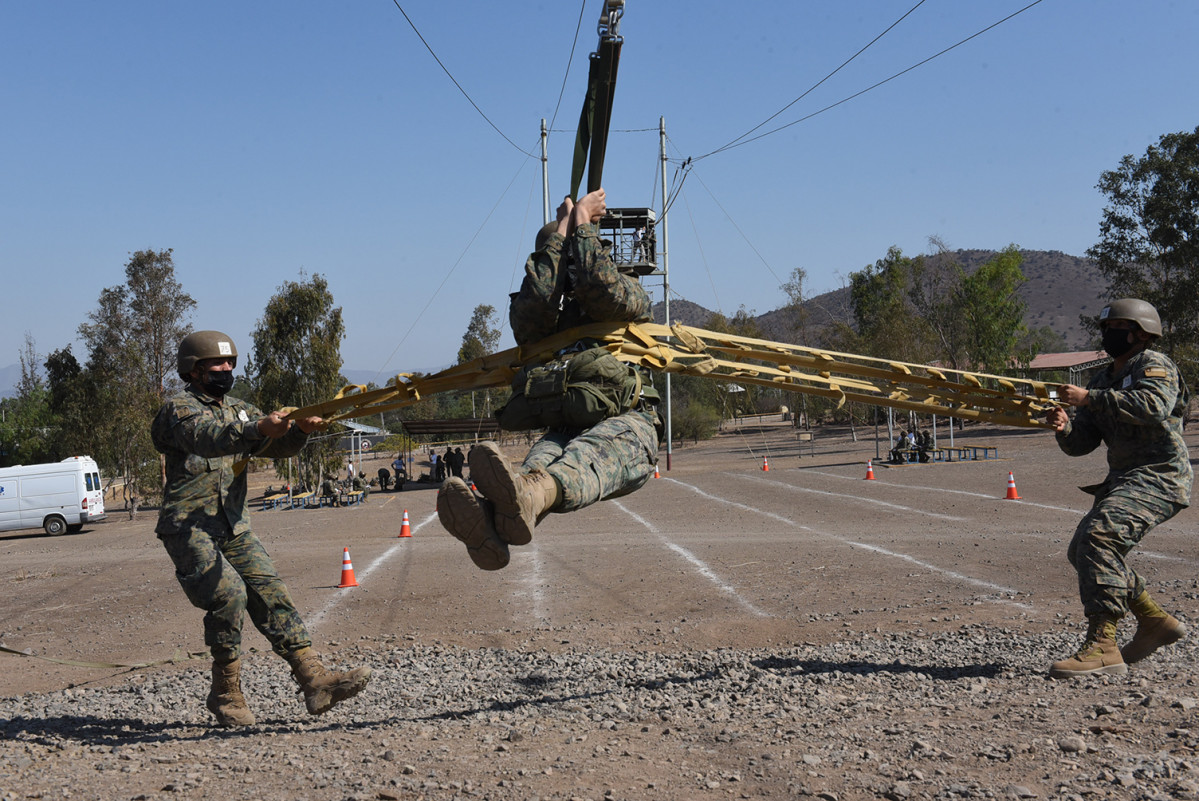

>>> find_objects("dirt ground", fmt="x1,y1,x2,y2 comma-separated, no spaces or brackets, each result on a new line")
2,417,1198,800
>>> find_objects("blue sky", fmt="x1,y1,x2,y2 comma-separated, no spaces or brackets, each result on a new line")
2,1,1196,388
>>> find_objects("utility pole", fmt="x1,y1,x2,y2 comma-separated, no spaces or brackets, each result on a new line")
659,117,673,470
540,118,551,225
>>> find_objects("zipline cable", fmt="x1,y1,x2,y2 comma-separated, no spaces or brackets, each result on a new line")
390,1,536,158
693,0,1046,162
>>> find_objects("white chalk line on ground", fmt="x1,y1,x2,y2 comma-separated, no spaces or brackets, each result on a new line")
308,510,438,629
659,476,1030,609
733,472,969,522
613,500,770,618
801,468,1087,514
514,543,548,624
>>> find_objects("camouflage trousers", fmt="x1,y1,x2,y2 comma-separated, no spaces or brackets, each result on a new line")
1068,486,1185,619
524,407,659,513
159,527,311,660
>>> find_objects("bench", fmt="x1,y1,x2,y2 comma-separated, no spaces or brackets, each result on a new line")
951,445,999,461
262,492,289,510
890,448,945,464
342,490,365,506
288,491,314,509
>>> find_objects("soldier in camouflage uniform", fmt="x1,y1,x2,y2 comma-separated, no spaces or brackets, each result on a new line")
153,330,371,725
1047,299,1191,678
438,189,661,570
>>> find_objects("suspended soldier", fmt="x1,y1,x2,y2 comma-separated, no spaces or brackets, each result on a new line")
438,189,661,570
1047,299,1191,678
152,330,371,725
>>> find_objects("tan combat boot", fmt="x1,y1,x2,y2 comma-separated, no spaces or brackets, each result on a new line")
1122,590,1187,664
468,442,562,545
287,648,372,715
437,476,510,570
1049,617,1126,678
206,656,256,727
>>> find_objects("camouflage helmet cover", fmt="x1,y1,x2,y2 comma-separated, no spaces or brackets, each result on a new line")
1099,298,1162,337
177,330,238,378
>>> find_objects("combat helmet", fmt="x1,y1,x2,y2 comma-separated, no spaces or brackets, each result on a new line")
534,221,561,252
177,330,238,379
1099,298,1162,337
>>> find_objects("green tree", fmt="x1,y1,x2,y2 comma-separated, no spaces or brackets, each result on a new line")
846,247,936,363
0,335,52,465
1088,125,1199,380
77,249,196,513
457,303,504,417
956,245,1028,374
248,273,345,491
43,345,92,461
125,249,196,399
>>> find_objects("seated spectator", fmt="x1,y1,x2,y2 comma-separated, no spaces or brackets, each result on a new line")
917,430,933,463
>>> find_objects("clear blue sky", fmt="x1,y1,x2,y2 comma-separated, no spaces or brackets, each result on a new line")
2,1,1196,387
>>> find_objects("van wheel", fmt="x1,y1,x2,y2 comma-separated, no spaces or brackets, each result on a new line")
44,516,67,536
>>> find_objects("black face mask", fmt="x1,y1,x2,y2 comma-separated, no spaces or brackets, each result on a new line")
200,370,236,397
1101,327,1136,358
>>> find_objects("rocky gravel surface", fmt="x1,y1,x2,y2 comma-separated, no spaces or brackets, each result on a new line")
5,620,1199,800
5,421,1199,800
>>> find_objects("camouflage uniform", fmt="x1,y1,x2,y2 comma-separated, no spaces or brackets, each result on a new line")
508,222,660,510
1055,349,1192,619
152,386,313,661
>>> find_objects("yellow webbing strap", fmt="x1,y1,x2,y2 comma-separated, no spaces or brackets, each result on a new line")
252,322,1057,446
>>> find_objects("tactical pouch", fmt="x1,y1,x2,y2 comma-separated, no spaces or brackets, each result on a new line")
497,346,642,431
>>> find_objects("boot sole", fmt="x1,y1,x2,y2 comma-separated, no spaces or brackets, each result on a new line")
469,442,534,546
306,668,372,715
437,477,510,571
1048,662,1128,679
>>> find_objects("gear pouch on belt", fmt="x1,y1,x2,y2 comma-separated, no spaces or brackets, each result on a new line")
497,346,641,431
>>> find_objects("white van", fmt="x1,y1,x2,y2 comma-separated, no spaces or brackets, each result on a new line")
0,456,108,536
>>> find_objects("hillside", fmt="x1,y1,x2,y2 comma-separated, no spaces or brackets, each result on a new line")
653,249,1107,351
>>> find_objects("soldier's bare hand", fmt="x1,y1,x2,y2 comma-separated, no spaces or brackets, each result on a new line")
1058,384,1090,407
1046,406,1069,431
556,196,573,223
258,411,291,438
295,416,324,434
574,189,607,224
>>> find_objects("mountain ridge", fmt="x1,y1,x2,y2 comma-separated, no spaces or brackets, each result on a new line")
653,248,1107,352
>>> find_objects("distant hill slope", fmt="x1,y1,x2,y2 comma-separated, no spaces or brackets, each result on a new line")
653,249,1107,351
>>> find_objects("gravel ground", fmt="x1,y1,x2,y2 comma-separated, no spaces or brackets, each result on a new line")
4,619,1199,800
3,420,1198,800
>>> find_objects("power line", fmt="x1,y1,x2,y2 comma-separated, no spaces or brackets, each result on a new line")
390,1,536,158
694,0,1046,163
705,0,929,159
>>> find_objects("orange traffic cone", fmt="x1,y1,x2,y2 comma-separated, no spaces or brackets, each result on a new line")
865,460,876,480
762,456,770,472
653,465,660,479
399,509,411,538
1004,471,1022,500
337,547,359,588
